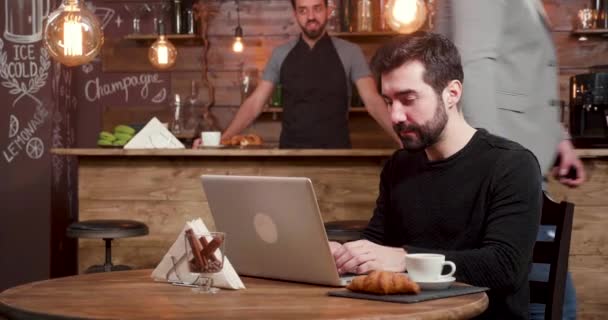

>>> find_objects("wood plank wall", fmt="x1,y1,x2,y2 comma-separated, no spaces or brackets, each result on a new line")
101,0,608,146
547,160,608,320
101,0,397,147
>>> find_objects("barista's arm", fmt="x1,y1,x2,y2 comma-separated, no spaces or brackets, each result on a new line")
221,80,275,140
356,76,402,147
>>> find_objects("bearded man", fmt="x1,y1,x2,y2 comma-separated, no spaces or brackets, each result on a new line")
330,32,542,320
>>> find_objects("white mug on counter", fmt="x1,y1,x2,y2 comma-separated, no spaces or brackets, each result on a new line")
405,253,456,282
201,131,221,147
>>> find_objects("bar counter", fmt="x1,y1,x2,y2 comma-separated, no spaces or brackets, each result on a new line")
52,148,397,157
51,147,608,316
52,147,397,273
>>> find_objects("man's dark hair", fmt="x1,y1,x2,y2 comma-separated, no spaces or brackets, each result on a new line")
371,32,464,95
290,0,329,9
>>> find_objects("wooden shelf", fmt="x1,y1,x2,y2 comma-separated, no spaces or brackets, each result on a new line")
262,107,368,113
124,32,399,42
330,31,399,38
571,28,608,37
123,34,200,41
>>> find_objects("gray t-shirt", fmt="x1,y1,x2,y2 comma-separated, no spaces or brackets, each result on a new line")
262,36,372,99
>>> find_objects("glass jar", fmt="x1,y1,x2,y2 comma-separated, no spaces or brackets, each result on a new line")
269,84,282,107
357,0,372,32
170,93,184,135
327,0,341,32
185,80,202,134
340,0,353,32
240,68,259,104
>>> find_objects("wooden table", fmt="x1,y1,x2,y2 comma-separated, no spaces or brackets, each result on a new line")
0,269,488,319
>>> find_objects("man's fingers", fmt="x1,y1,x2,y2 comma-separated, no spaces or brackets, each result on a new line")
355,260,380,275
339,252,376,275
328,241,343,257
557,160,586,188
192,138,202,149
335,245,371,270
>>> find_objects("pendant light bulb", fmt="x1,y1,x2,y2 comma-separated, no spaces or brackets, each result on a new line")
232,0,244,53
148,21,178,70
384,0,428,34
233,26,244,53
43,0,104,67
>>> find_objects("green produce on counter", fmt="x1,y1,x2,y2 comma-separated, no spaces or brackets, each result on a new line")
114,125,135,135
114,132,133,141
97,124,136,147
97,139,113,147
112,139,129,146
99,131,116,141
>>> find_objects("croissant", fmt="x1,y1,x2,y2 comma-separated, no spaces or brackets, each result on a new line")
347,270,421,295
242,134,263,146
222,134,263,146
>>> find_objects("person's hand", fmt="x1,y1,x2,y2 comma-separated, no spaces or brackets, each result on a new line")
333,239,406,275
192,138,202,149
328,241,342,257
551,139,586,187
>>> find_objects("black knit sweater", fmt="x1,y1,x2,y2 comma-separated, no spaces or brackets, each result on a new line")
362,129,542,319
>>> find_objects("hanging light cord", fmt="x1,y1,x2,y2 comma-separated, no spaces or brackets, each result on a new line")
234,0,243,39
236,0,241,28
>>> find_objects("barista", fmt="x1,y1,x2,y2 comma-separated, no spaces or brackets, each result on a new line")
200,0,399,148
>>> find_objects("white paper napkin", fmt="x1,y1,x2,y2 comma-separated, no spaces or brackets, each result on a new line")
124,117,184,149
151,218,245,290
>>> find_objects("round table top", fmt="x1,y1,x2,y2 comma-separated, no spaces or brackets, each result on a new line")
0,270,488,320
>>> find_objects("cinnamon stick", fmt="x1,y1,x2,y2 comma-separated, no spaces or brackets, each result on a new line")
198,236,219,262
201,236,223,261
185,229,206,271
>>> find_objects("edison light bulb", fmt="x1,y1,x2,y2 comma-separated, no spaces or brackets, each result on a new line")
233,37,244,53
232,26,244,53
44,0,103,67
149,36,178,70
385,0,428,34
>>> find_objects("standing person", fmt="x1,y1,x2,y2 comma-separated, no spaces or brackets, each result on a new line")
433,0,585,318
331,32,543,319
196,0,400,148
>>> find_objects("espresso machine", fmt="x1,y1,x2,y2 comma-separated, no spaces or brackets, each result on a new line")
569,72,608,147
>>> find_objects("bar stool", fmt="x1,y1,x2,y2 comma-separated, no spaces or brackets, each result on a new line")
324,220,368,243
67,219,149,273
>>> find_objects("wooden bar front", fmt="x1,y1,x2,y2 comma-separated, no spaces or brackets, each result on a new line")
52,148,393,272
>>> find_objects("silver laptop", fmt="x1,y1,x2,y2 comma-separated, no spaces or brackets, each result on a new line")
201,175,353,287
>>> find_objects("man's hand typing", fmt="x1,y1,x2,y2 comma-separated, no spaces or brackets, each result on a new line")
332,240,407,275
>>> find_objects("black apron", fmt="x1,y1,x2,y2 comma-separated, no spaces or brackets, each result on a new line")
279,34,351,148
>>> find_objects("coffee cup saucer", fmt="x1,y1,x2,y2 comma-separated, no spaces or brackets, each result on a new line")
415,276,456,290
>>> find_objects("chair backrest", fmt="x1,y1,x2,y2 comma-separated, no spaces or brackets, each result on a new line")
530,192,575,320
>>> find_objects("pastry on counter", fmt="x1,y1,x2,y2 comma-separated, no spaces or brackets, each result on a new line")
222,134,263,147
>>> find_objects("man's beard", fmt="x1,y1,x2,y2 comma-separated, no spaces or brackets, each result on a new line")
301,19,327,39
393,100,448,151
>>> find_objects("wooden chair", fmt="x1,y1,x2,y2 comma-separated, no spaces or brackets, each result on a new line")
530,192,575,320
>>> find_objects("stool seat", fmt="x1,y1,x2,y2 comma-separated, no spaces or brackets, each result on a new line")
324,219,368,243
67,219,149,239
66,219,149,273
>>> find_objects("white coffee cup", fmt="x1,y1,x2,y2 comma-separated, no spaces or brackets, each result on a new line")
201,131,221,147
405,253,456,282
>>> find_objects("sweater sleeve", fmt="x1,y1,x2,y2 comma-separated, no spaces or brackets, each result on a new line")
361,156,393,244
407,150,542,291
